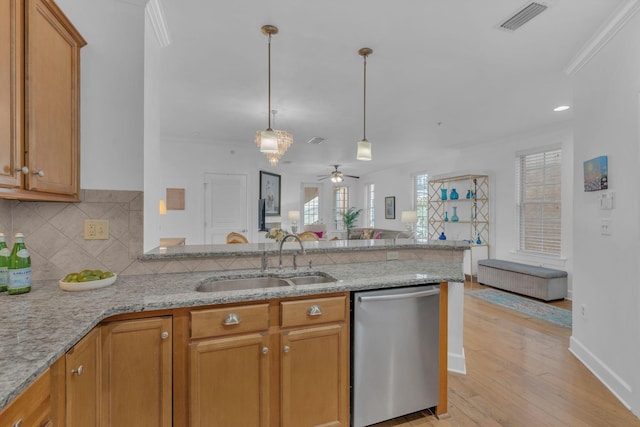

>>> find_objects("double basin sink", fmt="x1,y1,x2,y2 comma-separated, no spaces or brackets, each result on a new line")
196,272,337,293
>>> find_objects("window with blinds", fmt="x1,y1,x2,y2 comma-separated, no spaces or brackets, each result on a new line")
334,186,349,230
365,184,375,227
516,148,562,256
412,173,429,239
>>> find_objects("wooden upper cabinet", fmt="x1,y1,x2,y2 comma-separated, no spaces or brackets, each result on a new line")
0,0,85,201
0,0,23,189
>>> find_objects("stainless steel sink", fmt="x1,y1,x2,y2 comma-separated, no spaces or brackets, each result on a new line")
287,274,337,285
196,276,290,292
196,273,337,292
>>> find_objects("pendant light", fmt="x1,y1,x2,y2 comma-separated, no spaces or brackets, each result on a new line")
356,47,373,161
255,24,293,159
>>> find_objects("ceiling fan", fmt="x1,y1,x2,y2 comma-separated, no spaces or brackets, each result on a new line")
318,165,360,183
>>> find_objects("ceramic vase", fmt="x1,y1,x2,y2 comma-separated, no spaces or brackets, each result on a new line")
465,189,471,199
441,188,447,200
444,211,449,222
438,232,446,240
450,188,459,200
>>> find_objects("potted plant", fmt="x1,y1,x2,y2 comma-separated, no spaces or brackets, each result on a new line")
342,207,363,238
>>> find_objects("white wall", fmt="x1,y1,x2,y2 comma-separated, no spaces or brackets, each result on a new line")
570,10,640,416
56,0,145,191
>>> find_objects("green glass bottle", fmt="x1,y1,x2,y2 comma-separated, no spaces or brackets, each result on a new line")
0,233,9,292
7,233,31,295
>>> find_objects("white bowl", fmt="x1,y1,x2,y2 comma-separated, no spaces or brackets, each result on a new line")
59,274,117,292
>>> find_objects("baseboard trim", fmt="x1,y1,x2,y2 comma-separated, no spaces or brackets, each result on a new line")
448,348,467,375
569,336,633,410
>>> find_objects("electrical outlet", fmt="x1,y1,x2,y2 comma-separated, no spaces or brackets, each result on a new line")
601,219,611,236
581,304,587,317
84,219,109,240
386,251,399,261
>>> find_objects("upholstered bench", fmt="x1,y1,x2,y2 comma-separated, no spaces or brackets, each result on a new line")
477,259,568,301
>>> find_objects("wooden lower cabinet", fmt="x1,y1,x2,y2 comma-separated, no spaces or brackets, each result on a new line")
281,324,348,427
65,327,100,426
0,369,52,427
100,316,172,427
189,333,270,427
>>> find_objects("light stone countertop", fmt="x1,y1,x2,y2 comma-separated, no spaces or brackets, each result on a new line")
140,238,471,259
0,258,465,410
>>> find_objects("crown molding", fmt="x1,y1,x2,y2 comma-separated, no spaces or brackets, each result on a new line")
565,0,640,76
146,0,171,47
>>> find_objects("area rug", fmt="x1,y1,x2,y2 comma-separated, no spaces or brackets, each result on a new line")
467,288,572,329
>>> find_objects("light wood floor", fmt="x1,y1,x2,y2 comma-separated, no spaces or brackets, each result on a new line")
370,283,640,427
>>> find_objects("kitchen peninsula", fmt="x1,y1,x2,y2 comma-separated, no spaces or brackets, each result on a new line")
0,239,468,425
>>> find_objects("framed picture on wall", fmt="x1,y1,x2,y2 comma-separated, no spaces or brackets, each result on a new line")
260,171,281,216
385,196,395,219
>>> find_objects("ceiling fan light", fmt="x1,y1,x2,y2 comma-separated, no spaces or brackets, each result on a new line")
331,175,343,183
356,139,372,161
259,129,278,153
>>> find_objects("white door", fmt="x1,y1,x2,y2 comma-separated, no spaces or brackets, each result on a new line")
204,173,248,244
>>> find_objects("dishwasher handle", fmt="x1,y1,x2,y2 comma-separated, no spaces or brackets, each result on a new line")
357,288,440,303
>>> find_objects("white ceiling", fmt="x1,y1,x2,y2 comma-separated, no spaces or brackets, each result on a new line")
155,0,623,177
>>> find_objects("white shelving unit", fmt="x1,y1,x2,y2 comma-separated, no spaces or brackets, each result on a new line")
428,174,489,278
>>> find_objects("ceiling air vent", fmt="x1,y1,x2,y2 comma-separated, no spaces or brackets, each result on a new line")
500,2,548,31
307,137,325,145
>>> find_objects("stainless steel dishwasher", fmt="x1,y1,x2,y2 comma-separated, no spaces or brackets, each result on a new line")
352,284,440,427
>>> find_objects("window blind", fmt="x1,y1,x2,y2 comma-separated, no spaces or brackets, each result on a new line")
516,149,562,256
334,187,349,230
412,173,429,239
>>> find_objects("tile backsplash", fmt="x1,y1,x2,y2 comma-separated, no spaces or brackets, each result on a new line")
0,190,144,280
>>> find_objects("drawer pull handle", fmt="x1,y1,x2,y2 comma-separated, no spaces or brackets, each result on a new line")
71,365,84,376
307,305,323,316
161,331,169,340
283,345,290,353
223,313,240,325
262,347,269,355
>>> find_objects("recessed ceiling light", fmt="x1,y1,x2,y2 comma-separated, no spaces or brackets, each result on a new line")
554,105,570,112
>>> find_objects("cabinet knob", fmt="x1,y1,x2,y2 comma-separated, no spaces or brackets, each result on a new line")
16,166,28,174
262,347,269,355
283,345,290,353
161,331,169,340
32,170,45,177
307,305,323,316
71,365,84,376
222,313,240,326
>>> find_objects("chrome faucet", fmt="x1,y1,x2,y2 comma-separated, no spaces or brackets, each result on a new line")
278,234,305,270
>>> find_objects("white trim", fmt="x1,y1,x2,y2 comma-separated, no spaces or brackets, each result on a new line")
448,348,467,375
565,0,640,76
146,0,172,48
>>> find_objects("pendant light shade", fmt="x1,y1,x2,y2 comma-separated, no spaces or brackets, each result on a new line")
356,47,373,161
255,25,293,164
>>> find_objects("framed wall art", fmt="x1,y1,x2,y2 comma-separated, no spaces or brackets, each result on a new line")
385,196,395,219
260,171,281,216
583,155,608,192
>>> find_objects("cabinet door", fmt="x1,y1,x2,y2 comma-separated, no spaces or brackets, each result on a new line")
24,0,85,196
0,0,23,189
0,369,51,427
281,324,349,427
101,317,172,427
189,333,270,427
66,327,100,427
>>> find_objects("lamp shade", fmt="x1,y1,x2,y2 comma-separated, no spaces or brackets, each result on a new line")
288,210,300,221
356,139,372,161
401,211,417,223
259,129,278,153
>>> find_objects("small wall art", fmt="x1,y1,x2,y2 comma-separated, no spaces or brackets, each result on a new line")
260,171,281,216
385,196,395,219
583,156,608,192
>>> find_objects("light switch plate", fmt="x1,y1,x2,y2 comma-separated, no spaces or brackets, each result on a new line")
386,251,399,261
84,219,109,240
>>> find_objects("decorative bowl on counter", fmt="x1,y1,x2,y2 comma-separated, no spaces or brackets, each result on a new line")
59,274,117,292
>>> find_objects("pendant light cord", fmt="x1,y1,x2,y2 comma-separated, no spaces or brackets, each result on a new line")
363,54,367,141
267,33,272,130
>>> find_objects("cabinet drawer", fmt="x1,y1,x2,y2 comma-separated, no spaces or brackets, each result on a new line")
191,304,269,339
0,369,51,427
281,296,347,328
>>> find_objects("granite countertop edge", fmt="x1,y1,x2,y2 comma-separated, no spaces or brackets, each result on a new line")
0,259,464,410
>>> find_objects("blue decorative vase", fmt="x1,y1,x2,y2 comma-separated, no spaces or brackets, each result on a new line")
450,189,459,200
444,211,449,222
476,235,482,245
438,232,446,240
451,206,459,222
441,188,447,201
465,189,471,199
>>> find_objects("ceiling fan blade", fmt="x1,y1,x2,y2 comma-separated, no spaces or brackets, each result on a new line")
344,174,360,179
318,175,330,180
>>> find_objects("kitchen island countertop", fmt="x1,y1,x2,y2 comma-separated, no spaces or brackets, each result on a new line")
0,258,464,410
